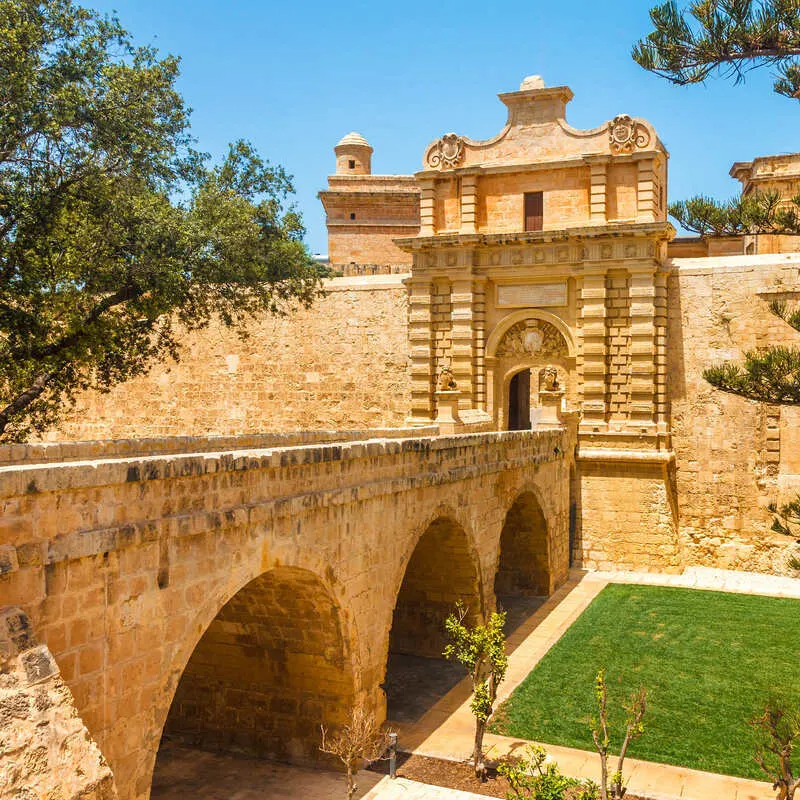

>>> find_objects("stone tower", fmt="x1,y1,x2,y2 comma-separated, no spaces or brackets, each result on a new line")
334,131,373,175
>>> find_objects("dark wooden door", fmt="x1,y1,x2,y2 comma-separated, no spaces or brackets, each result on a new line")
508,370,531,430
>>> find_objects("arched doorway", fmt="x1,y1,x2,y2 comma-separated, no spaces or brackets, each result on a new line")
153,567,354,785
495,492,550,632
384,516,482,722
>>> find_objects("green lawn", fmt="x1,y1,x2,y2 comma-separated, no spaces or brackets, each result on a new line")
491,583,800,780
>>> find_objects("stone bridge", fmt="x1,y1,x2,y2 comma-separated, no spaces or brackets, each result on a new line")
0,425,575,800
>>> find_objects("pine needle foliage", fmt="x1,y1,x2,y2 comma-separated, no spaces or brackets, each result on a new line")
703,300,800,402
633,1,800,100
670,190,800,235
703,300,800,570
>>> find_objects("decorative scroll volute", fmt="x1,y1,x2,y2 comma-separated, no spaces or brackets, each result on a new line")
427,133,465,169
609,114,651,154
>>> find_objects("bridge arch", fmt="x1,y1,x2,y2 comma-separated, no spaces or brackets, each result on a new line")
153,565,355,779
388,508,484,658
494,489,552,599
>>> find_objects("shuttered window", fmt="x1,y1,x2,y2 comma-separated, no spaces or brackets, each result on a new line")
524,191,543,232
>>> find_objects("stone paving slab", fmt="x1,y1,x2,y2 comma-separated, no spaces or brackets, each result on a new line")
390,570,778,800
592,566,800,599
364,776,489,799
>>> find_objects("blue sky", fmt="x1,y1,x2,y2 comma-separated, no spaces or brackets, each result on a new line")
93,0,799,255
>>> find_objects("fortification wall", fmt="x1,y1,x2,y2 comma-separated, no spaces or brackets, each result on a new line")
47,275,411,441
668,253,800,573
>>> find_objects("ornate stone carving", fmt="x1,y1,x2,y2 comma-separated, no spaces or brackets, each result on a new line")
428,133,465,169
496,319,568,359
437,368,458,391
609,114,651,154
541,365,560,392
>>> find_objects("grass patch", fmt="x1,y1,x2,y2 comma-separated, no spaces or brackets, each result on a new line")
491,583,800,780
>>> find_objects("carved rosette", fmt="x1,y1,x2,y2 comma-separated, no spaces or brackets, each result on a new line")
495,320,568,359
609,114,651,154
427,133,465,169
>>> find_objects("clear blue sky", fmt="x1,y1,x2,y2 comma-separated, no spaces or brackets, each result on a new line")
93,0,799,255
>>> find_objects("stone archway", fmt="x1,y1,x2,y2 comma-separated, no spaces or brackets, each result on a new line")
495,491,550,599
384,515,482,722
154,567,354,778
485,312,576,430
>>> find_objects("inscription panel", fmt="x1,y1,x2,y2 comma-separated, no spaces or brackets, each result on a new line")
496,282,567,308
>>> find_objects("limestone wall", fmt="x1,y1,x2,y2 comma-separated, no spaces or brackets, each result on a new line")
0,607,116,800
668,253,800,572
47,275,411,442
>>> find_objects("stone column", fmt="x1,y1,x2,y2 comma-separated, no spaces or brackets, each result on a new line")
588,158,608,224
473,277,487,411
450,277,475,410
580,273,607,431
636,156,657,223
419,178,436,236
407,276,435,423
628,269,657,430
460,173,478,234
654,269,669,434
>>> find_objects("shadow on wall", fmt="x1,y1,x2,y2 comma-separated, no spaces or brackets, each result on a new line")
158,567,354,767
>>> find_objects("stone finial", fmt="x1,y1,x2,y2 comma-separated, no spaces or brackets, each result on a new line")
520,75,545,90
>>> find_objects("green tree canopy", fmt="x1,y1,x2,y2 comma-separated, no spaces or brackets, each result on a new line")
0,0,323,441
633,0,800,100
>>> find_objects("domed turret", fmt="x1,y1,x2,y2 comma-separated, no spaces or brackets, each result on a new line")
335,132,373,175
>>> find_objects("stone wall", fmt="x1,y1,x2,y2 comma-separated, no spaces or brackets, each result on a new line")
0,607,117,800
46,276,411,442
667,253,800,573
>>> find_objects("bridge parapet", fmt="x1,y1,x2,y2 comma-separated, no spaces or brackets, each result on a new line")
0,426,440,467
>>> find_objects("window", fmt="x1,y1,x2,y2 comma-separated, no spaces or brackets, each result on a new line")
350,212,356,220
524,192,543,232
348,160,356,169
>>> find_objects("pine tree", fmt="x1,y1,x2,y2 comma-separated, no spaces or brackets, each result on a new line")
634,1,800,235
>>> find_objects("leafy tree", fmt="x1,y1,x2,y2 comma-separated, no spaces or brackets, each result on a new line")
0,0,322,441
444,602,508,779
590,670,646,800
499,744,598,800
750,702,800,799
320,705,392,800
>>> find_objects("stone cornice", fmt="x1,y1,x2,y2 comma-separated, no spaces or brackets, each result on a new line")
395,221,675,252
415,150,663,181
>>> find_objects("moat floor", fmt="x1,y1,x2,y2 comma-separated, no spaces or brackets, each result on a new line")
151,743,383,799
384,595,545,724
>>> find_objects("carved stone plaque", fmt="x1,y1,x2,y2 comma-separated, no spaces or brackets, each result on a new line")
496,282,567,308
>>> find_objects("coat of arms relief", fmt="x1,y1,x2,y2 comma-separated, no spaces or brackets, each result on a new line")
495,320,568,359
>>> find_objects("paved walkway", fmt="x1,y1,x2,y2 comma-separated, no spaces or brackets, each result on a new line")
364,777,488,799
389,568,795,800
150,743,384,799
